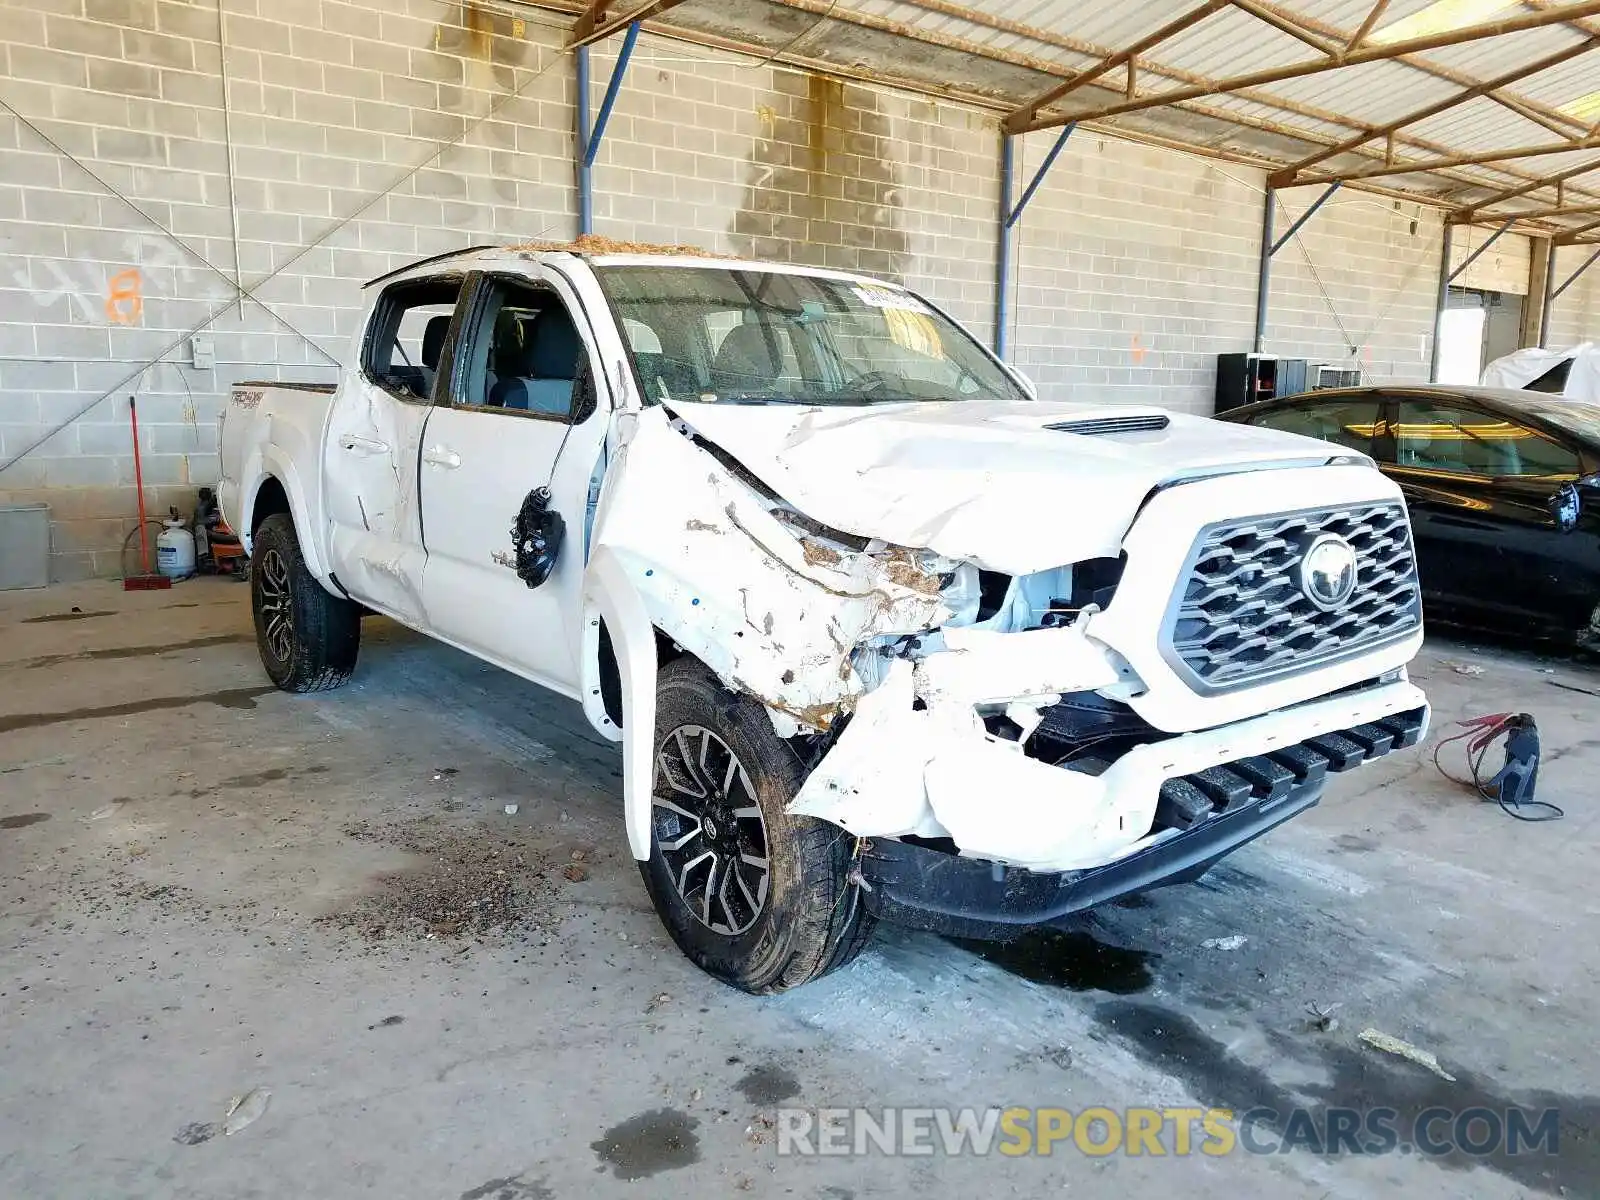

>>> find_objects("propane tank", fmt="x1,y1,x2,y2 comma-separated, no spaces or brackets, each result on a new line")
156,518,196,579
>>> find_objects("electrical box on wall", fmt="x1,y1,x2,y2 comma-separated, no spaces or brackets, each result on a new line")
191,335,214,370
1216,353,1361,413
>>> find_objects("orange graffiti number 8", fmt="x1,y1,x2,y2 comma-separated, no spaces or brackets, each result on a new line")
106,269,143,325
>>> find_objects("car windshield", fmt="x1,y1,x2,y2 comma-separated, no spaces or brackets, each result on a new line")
595,265,1030,406
1510,396,1600,445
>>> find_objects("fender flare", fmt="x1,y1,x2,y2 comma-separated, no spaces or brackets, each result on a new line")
581,545,658,861
245,449,331,584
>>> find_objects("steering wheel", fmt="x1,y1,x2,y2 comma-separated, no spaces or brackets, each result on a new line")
850,371,904,396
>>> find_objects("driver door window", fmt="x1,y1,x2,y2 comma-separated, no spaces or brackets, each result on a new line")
453,279,584,418
1393,402,1579,479
1250,400,1382,455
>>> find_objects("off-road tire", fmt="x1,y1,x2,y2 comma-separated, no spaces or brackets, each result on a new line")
640,658,875,993
250,513,360,693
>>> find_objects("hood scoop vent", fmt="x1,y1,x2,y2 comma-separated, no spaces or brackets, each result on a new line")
1045,414,1170,436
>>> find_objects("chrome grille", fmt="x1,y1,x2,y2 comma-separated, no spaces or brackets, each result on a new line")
1166,503,1420,691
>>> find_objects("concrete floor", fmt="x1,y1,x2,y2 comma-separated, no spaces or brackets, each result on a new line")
1,580,1596,1200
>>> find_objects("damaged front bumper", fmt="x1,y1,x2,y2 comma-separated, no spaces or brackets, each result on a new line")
857,704,1426,940
788,610,1428,873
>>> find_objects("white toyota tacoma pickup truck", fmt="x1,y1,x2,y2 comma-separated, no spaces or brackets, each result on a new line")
220,241,1428,992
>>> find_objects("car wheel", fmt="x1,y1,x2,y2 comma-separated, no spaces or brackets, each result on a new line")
640,658,875,993
250,513,360,693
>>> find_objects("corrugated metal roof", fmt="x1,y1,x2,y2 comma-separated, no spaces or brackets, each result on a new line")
556,0,1600,240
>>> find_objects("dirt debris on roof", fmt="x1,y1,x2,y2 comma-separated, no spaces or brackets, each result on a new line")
509,233,730,258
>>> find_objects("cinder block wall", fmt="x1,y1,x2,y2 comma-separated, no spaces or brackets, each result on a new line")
1265,189,1444,382
3,0,1596,581
1548,243,1600,351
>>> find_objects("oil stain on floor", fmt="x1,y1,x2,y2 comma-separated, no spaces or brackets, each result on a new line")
0,686,275,735
1095,1000,1599,1197
949,928,1155,993
591,1108,701,1180
736,1063,801,1106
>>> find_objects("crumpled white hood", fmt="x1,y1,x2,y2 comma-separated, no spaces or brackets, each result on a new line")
666,398,1338,574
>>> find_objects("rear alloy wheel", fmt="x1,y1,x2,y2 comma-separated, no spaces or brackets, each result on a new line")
250,513,360,693
256,548,296,664
640,659,875,993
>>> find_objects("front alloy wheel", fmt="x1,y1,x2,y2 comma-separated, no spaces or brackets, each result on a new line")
653,725,771,936
638,658,875,993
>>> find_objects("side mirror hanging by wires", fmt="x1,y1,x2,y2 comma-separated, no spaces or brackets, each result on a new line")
512,486,564,590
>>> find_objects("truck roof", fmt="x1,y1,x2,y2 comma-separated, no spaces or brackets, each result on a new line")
362,236,896,290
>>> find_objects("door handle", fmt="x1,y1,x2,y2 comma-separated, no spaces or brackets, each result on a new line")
340,434,389,455
423,446,462,470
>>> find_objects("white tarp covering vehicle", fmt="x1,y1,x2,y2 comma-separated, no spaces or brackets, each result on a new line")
1481,341,1600,400
219,242,1429,991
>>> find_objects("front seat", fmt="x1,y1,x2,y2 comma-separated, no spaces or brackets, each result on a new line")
491,308,581,416
419,314,450,397
710,323,785,394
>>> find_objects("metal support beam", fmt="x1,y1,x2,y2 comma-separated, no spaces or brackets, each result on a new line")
1457,153,1600,217
1005,0,1229,134
1271,39,1598,187
1004,124,1075,228
1447,217,1516,283
1253,181,1342,352
1298,133,1600,187
1430,223,1453,382
1540,238,1560,345
1561,213,1600,240
571,0,687,48
1345,0,1393,50
582,20,639,169
994,124,1077,357
1552,245,1600,299
1013,1,1600,133
1270,182,1341,254
995,133,1015,359
575,45,593,236
1453,200,1600,224
1254,188,1275,353
574,21,641,234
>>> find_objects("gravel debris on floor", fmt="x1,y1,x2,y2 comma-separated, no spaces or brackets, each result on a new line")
323,815,561,942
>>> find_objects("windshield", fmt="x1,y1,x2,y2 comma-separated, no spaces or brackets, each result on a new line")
595,266,1030,406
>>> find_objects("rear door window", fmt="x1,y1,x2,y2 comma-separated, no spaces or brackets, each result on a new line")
1393,401,1580,480
363,277,464,402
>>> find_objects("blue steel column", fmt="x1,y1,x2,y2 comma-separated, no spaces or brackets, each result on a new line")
1253,188,1275,353
576,45,593,236
1429,222,1453,382
995,133,1015,360
1540,238,1559,347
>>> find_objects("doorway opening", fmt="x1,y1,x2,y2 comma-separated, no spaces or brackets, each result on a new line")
1438,288,1523,386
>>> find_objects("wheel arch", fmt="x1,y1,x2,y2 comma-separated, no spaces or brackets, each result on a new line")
580,545,666,860
241,452,330,583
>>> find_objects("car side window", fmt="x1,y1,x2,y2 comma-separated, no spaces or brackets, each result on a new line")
1250,401,1382,454
362,276,463,402
1393,401,1580,480
455,278,586,420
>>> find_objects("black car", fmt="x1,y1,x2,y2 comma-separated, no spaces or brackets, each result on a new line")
1219,385,1600,644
